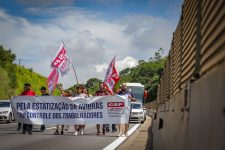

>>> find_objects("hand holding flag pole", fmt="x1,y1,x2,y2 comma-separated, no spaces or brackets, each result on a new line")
103,56,120,95
62,40,79,85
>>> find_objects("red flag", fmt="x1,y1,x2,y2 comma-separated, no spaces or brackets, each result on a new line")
51,43,72,76
104,56,120,94
47,68,59,94
51,43,66,68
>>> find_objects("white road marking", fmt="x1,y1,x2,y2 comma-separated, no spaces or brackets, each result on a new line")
103,124,140,150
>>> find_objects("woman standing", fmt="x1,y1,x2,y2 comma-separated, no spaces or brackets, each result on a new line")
74,85,85,136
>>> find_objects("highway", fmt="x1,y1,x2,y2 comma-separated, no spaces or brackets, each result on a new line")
0,122,138,150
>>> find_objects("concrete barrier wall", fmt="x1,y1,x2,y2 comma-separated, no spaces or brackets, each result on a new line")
152,60,225,150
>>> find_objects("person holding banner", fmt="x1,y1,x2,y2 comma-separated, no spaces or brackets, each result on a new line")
54,84,71,135
74,85,85,136
76,87,90,135
19,83,36,135
95,82,110,135
40,86,49,132
117,83,136,137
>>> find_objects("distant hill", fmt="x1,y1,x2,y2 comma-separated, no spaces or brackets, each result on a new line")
0,45,60,99
14,65,61,96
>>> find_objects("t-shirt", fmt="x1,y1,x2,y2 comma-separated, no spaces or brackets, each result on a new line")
20,90,36,96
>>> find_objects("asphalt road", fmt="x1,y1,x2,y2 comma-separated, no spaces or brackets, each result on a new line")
0,122,136,150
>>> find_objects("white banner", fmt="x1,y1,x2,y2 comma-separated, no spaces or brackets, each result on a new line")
11,95,131,125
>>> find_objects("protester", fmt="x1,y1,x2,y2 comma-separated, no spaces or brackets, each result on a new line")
40,86,49,132
117,83,135,136
95,82,110,135
54,84,70,135
74,85,85,136
19,83,36,135
77,87,90,135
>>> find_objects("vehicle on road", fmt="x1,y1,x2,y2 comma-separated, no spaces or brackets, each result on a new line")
0,100,15,123
130,102,145,123
125,83,147,122
125,83,147,104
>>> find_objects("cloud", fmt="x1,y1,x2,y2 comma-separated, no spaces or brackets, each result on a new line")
0,6,176,88
95,56,138,72
17,0,75,6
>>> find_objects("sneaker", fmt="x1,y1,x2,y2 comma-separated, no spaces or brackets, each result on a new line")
102,129,105,135
124,133,128,137
112,129,117,133
54,130,59,135
17,127,21,131
64,125,69,131
96,131,100,135
80,129,84,135
27,131,32,135
117,132,123,137
74,131,78,136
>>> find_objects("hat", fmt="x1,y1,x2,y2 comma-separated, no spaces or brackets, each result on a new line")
40,86,47,90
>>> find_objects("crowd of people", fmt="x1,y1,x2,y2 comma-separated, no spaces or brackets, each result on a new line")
17,82,135,137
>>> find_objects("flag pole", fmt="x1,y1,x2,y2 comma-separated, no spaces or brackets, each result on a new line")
62,40,79,85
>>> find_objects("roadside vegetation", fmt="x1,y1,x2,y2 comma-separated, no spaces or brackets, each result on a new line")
0,45,60,99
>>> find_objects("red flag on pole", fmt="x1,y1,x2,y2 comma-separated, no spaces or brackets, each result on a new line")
47,68,59,94
104,56,120,94
51,43,72,76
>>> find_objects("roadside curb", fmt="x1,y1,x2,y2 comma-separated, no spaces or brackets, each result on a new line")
116,116,152,150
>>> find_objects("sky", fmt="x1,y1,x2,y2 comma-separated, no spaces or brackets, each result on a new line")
0,0,182,88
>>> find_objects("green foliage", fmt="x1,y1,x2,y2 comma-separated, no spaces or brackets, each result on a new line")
66,78,102,96
85,78,102,95
119,48,166,102
0,45,60,99
14,65,60,96
0,67,13,99
65,48,166,101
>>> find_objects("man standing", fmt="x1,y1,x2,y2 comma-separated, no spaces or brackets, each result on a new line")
95,82,109,135
117,83,135,136
40,86,49,132
19,83,36,134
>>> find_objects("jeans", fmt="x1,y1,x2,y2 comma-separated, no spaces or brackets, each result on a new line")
40,125,45,131
112,124,117,131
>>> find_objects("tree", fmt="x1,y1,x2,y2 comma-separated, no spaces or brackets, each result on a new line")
119,48,166,102
86,78,102,88
153,47,164,60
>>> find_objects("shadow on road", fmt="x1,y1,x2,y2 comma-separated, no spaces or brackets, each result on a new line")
145,117,153,150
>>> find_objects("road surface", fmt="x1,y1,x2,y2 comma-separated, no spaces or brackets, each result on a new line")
0,122,138,150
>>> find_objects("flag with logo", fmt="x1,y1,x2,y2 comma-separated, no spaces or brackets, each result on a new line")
51,43,72,76
47,68,59,94
104,56,120,94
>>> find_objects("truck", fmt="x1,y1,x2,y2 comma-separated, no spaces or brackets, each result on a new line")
125,83,148,123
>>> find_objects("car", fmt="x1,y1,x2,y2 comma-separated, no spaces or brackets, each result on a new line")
130,102,145,123
0,100,15,123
